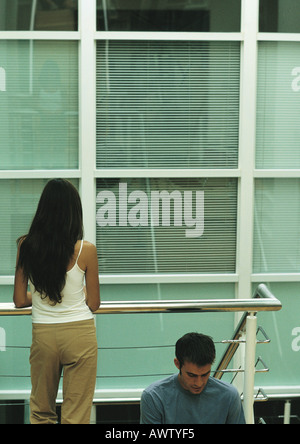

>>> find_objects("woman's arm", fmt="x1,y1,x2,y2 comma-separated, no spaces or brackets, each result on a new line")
13,244,32,308
83,242,100,313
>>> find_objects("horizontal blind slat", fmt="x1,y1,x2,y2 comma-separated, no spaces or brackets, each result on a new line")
0,40,79,171
96,178,237,274
253,179,300,273
256,42,300,169
96,41,240,169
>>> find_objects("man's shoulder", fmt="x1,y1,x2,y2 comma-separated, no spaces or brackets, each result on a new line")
207,378,245,424
141,375,178,424
207,377,240,398
143,374,177,397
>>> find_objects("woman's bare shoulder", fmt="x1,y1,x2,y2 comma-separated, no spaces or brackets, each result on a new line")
81,241,98,263
82,241,97,252
74,241,98,272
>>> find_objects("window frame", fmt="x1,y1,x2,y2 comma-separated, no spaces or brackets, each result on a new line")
1,0,300,293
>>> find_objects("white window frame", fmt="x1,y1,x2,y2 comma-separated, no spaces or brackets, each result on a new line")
1,0,300,295
253,7,300,284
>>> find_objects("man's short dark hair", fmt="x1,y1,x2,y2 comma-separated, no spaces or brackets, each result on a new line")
175,332,216,369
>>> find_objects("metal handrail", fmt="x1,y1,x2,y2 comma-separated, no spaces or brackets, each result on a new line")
214,284,278,380
212,284,281,423
214,313,247,380
0,283,282,424
0,284,282,316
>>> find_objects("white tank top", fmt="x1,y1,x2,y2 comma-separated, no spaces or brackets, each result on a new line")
30,241,94,324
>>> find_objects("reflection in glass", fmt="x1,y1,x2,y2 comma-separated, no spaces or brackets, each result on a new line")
97,0,241,32
0,0,78,31
260,0,300,33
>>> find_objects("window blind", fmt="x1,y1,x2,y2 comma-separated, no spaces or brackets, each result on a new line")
256,42,300,169
0,40,78,170
96,178,237,274
96,41,240,169
253,179,300,273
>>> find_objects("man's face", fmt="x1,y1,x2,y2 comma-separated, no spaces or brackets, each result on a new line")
174,359,211,395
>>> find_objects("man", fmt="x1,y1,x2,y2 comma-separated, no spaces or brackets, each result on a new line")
140,332,246,424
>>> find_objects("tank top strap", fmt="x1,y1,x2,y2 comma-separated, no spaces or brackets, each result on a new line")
75,240,84,265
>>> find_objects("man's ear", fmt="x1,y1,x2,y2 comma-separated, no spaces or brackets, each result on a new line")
174,358,180,370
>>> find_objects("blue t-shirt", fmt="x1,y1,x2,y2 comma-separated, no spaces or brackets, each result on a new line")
140,374,246,424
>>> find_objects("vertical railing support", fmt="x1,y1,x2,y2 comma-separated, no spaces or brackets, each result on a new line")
243,313,257,424
284,400,291,425
24,400,30,424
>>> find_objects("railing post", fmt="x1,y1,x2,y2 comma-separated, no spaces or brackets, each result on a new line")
284,400,291,425
243,313,257,424
24,400,30,424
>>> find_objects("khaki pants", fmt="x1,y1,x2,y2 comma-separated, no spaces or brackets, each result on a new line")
30,319,98,424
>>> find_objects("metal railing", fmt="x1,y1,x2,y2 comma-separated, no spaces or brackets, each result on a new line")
0,284,281,316
0,283,282,424
214,286,275,381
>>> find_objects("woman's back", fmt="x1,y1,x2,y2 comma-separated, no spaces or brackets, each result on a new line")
13,179,100,424
30,240,94,324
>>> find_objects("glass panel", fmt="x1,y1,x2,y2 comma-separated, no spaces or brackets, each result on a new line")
256,42,300,169
0,41,78,170
0,287,14,302
97,0,241,32
260,0,300,33
96,41,240,169
96,310,235,392
0,179,79,276
100,282,235,301
0,0,78,31
0,305,235,404
254,283,300,389
96,178,238,274
253,179,300,273
0,316,32,395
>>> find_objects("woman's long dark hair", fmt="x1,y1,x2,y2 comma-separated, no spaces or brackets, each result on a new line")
17,179,84,305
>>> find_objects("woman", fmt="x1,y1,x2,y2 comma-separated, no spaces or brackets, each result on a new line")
13,179,100,424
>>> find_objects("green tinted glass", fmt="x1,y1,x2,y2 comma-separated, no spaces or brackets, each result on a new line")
96,41,240,169
0,0,78,31
97,0,241,32
0,41,78,170
254,179,300,273
257,42,300,169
